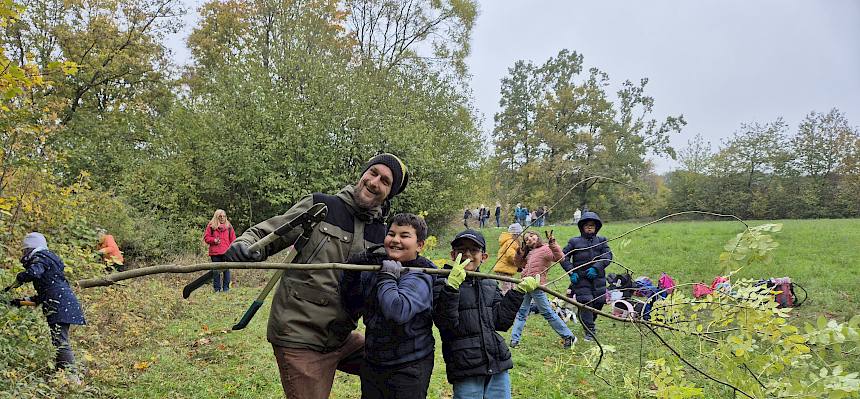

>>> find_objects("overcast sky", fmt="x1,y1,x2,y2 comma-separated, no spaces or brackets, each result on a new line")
168,1,860,172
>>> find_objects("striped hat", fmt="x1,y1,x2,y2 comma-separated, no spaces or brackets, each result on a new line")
363,153,409,198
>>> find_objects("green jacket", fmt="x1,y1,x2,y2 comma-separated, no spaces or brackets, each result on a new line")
234,185,388,351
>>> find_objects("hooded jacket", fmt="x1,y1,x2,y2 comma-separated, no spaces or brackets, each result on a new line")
561,211,613,297
234,185,387,352
433,264,524,382
491,232,520,276
17,250,86,325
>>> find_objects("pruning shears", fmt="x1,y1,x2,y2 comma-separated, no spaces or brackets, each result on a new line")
230,203,328,330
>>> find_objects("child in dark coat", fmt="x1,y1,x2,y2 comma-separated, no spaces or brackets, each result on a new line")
561,211,613,341
340,213,437,399
6,232,86,377
434,230,538,399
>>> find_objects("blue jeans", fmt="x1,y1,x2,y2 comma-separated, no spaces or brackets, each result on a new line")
511,290,573,343
211,255,230,292
452,371,511,399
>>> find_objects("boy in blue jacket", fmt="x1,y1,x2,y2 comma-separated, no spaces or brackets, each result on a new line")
434,230,538,399
341,213,437,399
6,232,86,379
561,212,612,341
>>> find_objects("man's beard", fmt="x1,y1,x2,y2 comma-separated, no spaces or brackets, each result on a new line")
354,182,384,209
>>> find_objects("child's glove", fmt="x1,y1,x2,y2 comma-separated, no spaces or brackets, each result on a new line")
379,260,403,280
515,276,539,293
446,254,469,290
586,267,599,280
569,273,579,285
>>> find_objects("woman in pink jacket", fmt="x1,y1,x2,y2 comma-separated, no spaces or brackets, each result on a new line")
509,231,576,349
203,209,236,292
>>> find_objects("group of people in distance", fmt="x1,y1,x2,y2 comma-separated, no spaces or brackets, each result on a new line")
463,203,502,228
6,152,613,398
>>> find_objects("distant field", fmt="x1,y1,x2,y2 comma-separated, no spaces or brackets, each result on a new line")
57,219,860,398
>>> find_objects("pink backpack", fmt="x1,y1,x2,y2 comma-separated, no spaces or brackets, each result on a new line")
658,272,676,295
692,283,712,298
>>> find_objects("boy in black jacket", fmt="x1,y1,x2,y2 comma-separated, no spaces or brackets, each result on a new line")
434,230,538,399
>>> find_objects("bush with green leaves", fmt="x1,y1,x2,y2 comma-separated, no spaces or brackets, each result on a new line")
622,224,860,398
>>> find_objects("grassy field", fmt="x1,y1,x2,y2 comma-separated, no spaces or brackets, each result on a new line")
10,218,860,398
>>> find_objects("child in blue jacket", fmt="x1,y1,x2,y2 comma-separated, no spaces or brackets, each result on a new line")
6,232,86,377
561,212,613,341
341,213,437,399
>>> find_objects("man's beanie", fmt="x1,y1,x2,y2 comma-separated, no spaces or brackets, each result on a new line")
363,153,409,198
22,232,47,250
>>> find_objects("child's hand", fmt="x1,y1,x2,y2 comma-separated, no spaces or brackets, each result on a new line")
446,254,469,290
545,230,555,244
379,260,403,280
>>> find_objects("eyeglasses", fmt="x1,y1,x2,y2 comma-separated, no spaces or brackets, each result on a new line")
453,247,483,255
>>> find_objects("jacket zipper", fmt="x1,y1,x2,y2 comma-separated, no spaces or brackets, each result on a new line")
476,280,491,373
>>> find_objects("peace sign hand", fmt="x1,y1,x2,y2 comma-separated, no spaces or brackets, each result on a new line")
446,253,469,290
545,229,555,244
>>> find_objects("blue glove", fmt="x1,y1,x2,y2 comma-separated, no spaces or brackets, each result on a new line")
586,267,599,280
569,273,579,284
379,260,403,279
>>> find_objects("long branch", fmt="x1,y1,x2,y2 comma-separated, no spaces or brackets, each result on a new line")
77,261,723,340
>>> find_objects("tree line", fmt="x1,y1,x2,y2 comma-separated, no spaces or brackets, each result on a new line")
667,109,860,219
488,50,859,222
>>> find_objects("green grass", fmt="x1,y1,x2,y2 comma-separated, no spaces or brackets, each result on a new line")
19,219,860,398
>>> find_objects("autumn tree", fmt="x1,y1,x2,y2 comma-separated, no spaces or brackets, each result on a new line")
492,49,685,218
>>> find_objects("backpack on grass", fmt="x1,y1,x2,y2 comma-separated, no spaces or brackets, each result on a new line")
760,277,807,308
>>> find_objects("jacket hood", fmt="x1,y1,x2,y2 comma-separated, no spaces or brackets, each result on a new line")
577,211,603,235
338,185,386,222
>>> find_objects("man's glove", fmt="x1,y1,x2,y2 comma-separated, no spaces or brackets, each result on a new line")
446,254,469,290
586,267,599,280
515,276,539,293
569,273,579,285
223,241,263,262
379,260,403,280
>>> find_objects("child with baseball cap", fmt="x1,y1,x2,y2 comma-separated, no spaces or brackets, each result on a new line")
433,229,538,399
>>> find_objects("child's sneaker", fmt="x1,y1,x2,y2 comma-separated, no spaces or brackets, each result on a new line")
563,335,577,349
510,340,519,348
